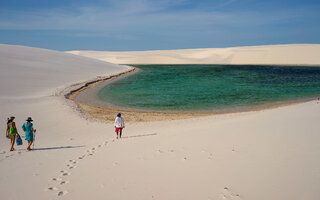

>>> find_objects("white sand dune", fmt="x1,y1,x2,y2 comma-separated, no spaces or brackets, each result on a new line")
0,44,320,200
0,44,128,98
68,44,320,65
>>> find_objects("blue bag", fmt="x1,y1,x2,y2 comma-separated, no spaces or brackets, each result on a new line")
16,135,23,146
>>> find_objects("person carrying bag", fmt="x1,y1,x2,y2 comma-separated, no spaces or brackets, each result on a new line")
6,116,20,151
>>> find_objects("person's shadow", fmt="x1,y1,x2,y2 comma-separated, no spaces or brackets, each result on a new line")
33,145,85,151
32,133,158,150
121,133,157,139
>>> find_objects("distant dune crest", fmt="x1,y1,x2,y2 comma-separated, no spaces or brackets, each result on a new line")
68,44,320,65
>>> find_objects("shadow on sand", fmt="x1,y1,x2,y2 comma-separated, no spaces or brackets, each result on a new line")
121,133,157,139
33,145,85,151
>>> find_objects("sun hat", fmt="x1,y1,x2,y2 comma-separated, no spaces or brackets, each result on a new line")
7,116,15,123
26,117,33,122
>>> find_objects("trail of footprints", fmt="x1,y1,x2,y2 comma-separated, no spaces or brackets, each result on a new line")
46,140,219,197
47,140,109,197
0,150,26,162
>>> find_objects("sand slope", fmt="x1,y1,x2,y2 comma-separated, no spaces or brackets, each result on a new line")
68,44,320,65
0,44,320,200
0,44,127,98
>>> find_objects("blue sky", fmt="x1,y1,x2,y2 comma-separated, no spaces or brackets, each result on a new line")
0,0,319,51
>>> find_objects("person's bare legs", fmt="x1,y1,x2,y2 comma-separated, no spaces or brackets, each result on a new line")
10,136,15,151
119,129,122,138
116,131,119,139
27,141,33,151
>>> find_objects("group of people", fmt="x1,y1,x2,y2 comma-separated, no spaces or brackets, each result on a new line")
5,113,122,152
6,116,36,151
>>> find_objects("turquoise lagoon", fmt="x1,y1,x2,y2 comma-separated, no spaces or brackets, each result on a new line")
98,65,320,111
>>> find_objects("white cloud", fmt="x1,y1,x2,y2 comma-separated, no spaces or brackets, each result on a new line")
0,0,318,38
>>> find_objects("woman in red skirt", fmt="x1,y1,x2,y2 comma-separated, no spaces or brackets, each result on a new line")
114,113,125,139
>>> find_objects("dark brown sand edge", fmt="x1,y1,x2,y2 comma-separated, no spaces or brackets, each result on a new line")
65,67,137,100
66,67,319,122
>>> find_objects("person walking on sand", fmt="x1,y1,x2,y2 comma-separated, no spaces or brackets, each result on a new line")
114,113,125,139
22,117,36,151
6,116,20,151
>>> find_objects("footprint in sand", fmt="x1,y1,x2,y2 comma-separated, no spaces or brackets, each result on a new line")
86,148,96,155
52,177,62,181
69,159,77,164
201,150,213,160
62,172,70,176
66,163,76,169
66,164,72,167
78,155,85,159
57,190,68,196
87,149,95,153
60,170,71,176
60,180,69,185
220,187,242,200
68,165,77,169
47,187,58,191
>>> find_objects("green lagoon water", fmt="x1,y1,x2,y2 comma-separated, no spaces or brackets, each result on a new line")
98,65,320,111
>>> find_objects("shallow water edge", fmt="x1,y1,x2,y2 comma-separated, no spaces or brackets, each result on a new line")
69,66,320,122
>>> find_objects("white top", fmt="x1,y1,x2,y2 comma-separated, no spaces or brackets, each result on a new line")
114,117,125,128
